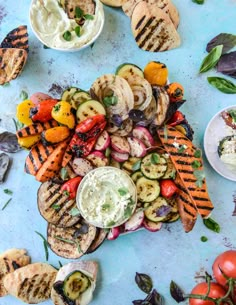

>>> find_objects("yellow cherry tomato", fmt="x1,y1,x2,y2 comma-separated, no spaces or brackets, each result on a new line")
16,99,34,125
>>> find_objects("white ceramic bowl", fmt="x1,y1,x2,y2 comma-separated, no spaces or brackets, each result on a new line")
29,0,105,52
204,105,236,181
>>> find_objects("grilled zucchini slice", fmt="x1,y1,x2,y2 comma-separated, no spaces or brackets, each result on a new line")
144,196,170,222
122,157,141,172
71,91,91,109
63,270,90,301
162,156,176,179
141,153,167,179
61,87,79,102
131,170,143,183
136,176,160,202
116,63,144,79
76,100,106,122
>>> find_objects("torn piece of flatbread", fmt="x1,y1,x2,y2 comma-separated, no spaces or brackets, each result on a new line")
0,25,29,53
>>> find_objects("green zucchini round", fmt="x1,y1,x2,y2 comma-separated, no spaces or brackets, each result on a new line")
136,176,160,202
63,270,90,301
140,153,167,180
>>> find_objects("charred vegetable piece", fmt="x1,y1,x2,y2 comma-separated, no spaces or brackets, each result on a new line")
61,87,80,103
122,157,141,172
76,100,106,122
71,91,91,109
144,196,171,222
136,176,160,202
144,61,168,86
167,110,185,126
30,99,58,122
217,51,236,79
16,99,34,125
61,177,82,200
116,63,144,78
160,179,178,198
166,82,184,102
63,270,90,300
52,101,76,129
152,86,170,126
0,153,10,183
141,153,167,180
175,122,194,141
131,171,143,183
0,132,21,153
221,109,236,129
18,134,41,149
41,126,70,145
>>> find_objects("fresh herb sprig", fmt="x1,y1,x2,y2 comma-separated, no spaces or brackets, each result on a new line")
35,231,49,261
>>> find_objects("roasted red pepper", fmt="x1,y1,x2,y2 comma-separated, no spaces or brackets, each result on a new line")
168,111,185,127
160,179,178,198
60,176,82,199
70,115,107,157
76,114,106,133
30,99,58,122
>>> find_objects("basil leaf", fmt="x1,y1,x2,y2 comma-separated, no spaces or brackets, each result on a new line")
193,170,205,188
12,118,24,131
145,289,164,305
84,14,94,20
203,217,220,233
52,204,61,211
63,31,72,41
201,236,208,242
20,90,28,100
155,205,172,217
194,149,202,158
206,33,236,54
151,153,160,165
135,272,153,294
192,0,204,4
170,281,186,303
69,207,80,216
75,26,81,37
207,77,236,94
60,167,68,180
103,95,118,107
118,187,128,196
199,45,223,73
4,189,13,195
132,160,141,171
75,6,83,18
191,160,201,169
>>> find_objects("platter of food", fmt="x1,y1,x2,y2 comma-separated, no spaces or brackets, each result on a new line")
204,106,236,181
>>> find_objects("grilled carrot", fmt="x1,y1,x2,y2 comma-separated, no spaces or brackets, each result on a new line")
158,126,214,231
24,142,54,176
35,141,68,182
61,145,73,168
16,120,58,138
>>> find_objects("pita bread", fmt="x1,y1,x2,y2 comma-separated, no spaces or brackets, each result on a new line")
3,262,57,304
0,25,29,53
0,248,31,297
131,1,181,52
100,0,124,7
64,0,96,19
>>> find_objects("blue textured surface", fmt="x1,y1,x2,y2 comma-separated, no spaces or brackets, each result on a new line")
0,1,236,304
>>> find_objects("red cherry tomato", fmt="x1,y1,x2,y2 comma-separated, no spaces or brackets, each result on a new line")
168,111,185,126
189,282,227,305
212,250,236,287
160,179,178,198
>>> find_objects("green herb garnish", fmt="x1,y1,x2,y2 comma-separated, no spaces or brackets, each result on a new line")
194,149,202,158
118,187,128,196
206,33,236,53
201,236,208,242
194,169,205,188
199,45,223,73
12,118,24,131
75,26,81,37
63,31,72,41
53,104,61,112
52,204,61,211
54,236,75,244
2,82,10,87
207,77,236,94
69,207,80,216
20,90,28,101
106,221,116,227
105,147,111,157
151,153,160,165
228,110,236,123
178,145,186,153
63,190,70,197
135,272,153,294
132,160,141,171
192,0,204,4
35,231,49,261
58,261,63,268
103,95,118,107
75,6,84,18
2,198,12,210
101,203,111,211
60,167,68,180
191,160,201,169
203,217,220,233
4,189,13,195
84,14,94,20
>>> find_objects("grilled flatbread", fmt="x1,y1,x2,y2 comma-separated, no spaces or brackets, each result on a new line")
64,0,96,19
37,181,81,227
3,262,57,304
51,261,98,305
0,48,27,85
123,0,179,28
100,0,124,7
47,222,97,259
0,248,31,297
131,1,181,52
0,25,29,53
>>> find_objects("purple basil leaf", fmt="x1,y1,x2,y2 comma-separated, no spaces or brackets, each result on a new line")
170,281,186,303
155,205,172,217
0,153,11,183
135,272,153,294
111,114,123,127
0,132,21,153
133,301,152,305
217,51,236,79
129,109,146,122
145,289,164,305
206,33,236,54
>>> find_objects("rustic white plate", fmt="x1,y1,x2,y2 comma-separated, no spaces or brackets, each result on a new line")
204,105,236,181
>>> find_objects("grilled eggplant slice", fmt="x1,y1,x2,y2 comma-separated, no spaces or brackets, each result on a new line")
47,222,97,259
37,181,81,227
0,249,31,297
86,229,107,254
3,263,57,304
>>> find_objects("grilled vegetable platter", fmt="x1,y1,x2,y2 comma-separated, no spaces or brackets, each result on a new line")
15,62,214,259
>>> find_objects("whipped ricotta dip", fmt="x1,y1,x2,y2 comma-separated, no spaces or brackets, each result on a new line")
77,167,137,228
30,0,104,50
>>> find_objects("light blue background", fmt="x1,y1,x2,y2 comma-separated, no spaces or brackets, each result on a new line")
0,1,236,304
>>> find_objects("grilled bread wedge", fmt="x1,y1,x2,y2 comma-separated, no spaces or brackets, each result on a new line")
131,1,181,52
38,181,81,227
0,248,31,297
0,25,29,53
123,0,179,28
63,0,96,19
3,262,57,304
47,222,97,259
0,48,27,85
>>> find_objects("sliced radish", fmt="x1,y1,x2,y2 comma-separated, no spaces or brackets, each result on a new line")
30,92,52,105
86,151,109,167
72,158,93,176
127,137,147,157
143,218,162,232
124,210,144,232
132,126,155,148
94,130,110,151
110,135,130,154
111,151,129,162
107,226,121,240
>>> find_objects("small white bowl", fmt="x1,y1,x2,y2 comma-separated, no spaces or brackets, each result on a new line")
29,0,105,52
